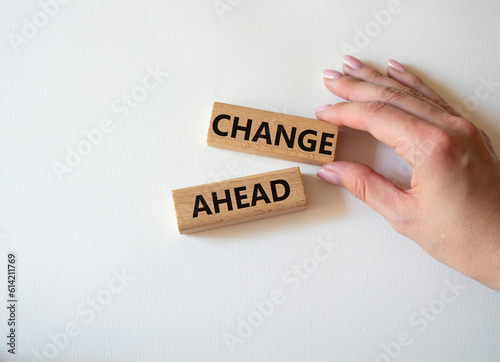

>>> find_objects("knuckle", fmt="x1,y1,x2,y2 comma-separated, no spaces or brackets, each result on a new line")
402,88,425,101
410,74,426,88
380,86,406,102
339,77,361,98
351,177,368,202
430,95,448,108
455,117,481,139
430,128,454,149
425,104,447,118
331,101,349,115
364,100,391,119
402,87,445,110
349,168,376,203
425,128,460,160
366,69,386,83
429,127,449,145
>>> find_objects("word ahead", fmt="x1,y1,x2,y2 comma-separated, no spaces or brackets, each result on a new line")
207,102,338,165
172,167,307,234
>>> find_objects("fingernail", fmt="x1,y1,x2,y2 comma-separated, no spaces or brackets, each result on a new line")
344,55,363,70
323,69,343,80
314,104,330,113
388,59,407,72
317,168,342,185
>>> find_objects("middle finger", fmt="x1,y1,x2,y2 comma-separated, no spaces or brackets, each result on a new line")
323,71,454,128
341,56,449,114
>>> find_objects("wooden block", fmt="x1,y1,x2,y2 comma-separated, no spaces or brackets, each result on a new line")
207,102,338,165
172,167,307,234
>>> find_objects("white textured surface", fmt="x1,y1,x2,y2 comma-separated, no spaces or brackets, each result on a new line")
1,1,500,361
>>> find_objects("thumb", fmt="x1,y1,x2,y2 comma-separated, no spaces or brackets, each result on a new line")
318,161,416,228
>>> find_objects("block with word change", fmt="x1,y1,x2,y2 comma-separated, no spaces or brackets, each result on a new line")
207,102,338,165
172,167,307,234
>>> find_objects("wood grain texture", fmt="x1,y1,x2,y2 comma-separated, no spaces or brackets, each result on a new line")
172,167,307,234
207,102,338,165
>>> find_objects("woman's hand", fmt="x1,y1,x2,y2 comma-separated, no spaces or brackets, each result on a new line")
315,55,500,290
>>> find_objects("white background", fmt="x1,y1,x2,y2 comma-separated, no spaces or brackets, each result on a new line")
1,0,500,361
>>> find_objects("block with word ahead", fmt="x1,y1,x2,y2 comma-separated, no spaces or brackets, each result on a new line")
172,167,307,234
207,102,338,165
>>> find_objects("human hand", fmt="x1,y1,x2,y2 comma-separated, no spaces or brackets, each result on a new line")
315,55,500,290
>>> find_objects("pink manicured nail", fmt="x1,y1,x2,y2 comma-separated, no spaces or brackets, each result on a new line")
388,59,407,72
317,168,342,185
314,104,331,113
323,69,343,80
344,55,363,69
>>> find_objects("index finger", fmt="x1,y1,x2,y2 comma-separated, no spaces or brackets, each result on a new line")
315,101,434,166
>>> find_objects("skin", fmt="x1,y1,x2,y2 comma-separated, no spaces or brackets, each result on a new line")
315,55,500,291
